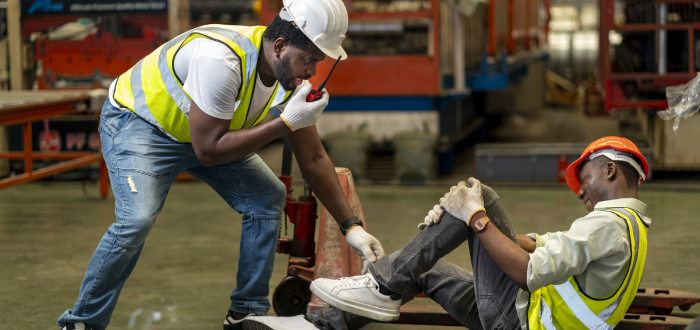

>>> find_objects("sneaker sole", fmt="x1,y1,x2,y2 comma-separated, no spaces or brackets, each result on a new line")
224,322,245,330
242,320,273,330
309,281,400,322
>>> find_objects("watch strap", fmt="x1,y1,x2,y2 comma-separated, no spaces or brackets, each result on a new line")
340,216,363,236
473,216,491,233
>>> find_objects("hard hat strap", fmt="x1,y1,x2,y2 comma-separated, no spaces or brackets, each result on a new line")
581,148,646,182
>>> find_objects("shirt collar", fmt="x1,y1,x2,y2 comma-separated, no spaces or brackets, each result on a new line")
594,198,647,215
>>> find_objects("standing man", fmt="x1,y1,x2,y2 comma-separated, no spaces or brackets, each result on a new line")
58,0,386,329
242,136,650,330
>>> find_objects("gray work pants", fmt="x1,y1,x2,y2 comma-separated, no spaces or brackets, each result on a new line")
306,185,522,330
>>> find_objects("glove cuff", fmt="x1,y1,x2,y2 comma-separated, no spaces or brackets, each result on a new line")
467,208,486,226
279,115,295,132
346,225,362,235
340,216,364,235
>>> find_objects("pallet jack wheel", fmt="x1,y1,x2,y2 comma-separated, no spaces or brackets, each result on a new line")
679,304,693,311
273,276,312,316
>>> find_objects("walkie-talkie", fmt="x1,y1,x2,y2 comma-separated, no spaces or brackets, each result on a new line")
306,56,342,102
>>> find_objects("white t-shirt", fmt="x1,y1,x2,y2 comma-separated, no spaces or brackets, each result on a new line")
110,38,306,125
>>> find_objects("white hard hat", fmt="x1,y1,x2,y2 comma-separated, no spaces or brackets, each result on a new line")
279,0,348,60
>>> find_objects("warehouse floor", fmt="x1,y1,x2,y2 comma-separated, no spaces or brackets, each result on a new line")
1,177,699,330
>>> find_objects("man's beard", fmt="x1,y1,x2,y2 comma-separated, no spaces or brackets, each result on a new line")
273,54,296,91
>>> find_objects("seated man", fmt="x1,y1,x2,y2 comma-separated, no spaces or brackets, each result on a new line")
243,136,651,330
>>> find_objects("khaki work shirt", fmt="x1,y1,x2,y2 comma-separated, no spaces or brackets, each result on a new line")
514,198,651,329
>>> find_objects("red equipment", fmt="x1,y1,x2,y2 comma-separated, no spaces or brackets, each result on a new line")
261,0,550,97
598,0,699,111
306,56,341,102
261,0,440,96
487,0,550,55
24,16,167,90
273,137,319,315
34,31,164,90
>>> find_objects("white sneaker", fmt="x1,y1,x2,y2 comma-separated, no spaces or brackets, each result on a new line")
309,273,400,322
242,315,320,330
61,322,86,330
223,310,254,330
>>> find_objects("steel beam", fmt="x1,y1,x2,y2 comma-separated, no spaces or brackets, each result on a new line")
0,153,103,189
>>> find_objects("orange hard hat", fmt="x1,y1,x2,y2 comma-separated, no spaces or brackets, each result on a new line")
565,136,649,194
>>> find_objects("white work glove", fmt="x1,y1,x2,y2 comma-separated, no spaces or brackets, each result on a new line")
439,177,486,226
279,83,329,131
418,204,444,230
346,226,386,273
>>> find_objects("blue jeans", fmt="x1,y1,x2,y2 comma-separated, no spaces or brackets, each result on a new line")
307,185,522,330
58,101,286,329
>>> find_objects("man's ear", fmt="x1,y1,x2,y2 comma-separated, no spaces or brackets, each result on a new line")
606,161,616,180
273,38,287,56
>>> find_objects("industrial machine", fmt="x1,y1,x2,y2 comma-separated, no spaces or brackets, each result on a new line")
598,0,700,171
22,1,169,90
3,1,169,181
260,0,551,180
599,0,699,111
273,137,319,315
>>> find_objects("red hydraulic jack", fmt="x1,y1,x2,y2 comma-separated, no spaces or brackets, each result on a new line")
273,137,318,316
273,56,344,315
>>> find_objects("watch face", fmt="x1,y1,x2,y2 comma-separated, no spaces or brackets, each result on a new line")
474,219,486,231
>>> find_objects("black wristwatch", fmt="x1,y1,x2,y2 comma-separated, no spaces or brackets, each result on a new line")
339,216,363,236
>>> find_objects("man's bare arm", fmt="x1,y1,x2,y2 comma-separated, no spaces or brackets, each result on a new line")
189,101,290,166
288,125,355,225
473,213,531,291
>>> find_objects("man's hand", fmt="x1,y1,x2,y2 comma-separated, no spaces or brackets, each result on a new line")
517,234,537,253
439,177,486,226
418,204,444,230
280,84,329,131
346,227,386,266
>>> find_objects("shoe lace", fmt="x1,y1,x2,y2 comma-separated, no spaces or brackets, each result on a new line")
338,275,372,288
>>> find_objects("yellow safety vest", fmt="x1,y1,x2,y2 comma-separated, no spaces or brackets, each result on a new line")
528,207,648,330
112,24,293,142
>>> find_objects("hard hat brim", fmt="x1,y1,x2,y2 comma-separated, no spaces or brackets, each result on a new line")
316,44,347,61
565,156,585,194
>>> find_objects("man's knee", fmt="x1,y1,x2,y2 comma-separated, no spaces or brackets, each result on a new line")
110,215,156,249
480,183,517,242
481,183,500,209
270,179,287,211
253,179,287,220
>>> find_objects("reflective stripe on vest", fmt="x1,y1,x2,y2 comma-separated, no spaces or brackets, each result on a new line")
112,24,293,142
528,207,648,330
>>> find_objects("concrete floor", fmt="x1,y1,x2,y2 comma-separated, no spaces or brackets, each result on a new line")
1,178,699,330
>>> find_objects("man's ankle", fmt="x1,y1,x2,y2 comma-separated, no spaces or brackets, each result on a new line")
232,310,252,320
376,281,402,300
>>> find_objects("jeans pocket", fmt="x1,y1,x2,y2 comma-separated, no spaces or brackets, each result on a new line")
100,103,135,138
478,295,518,330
